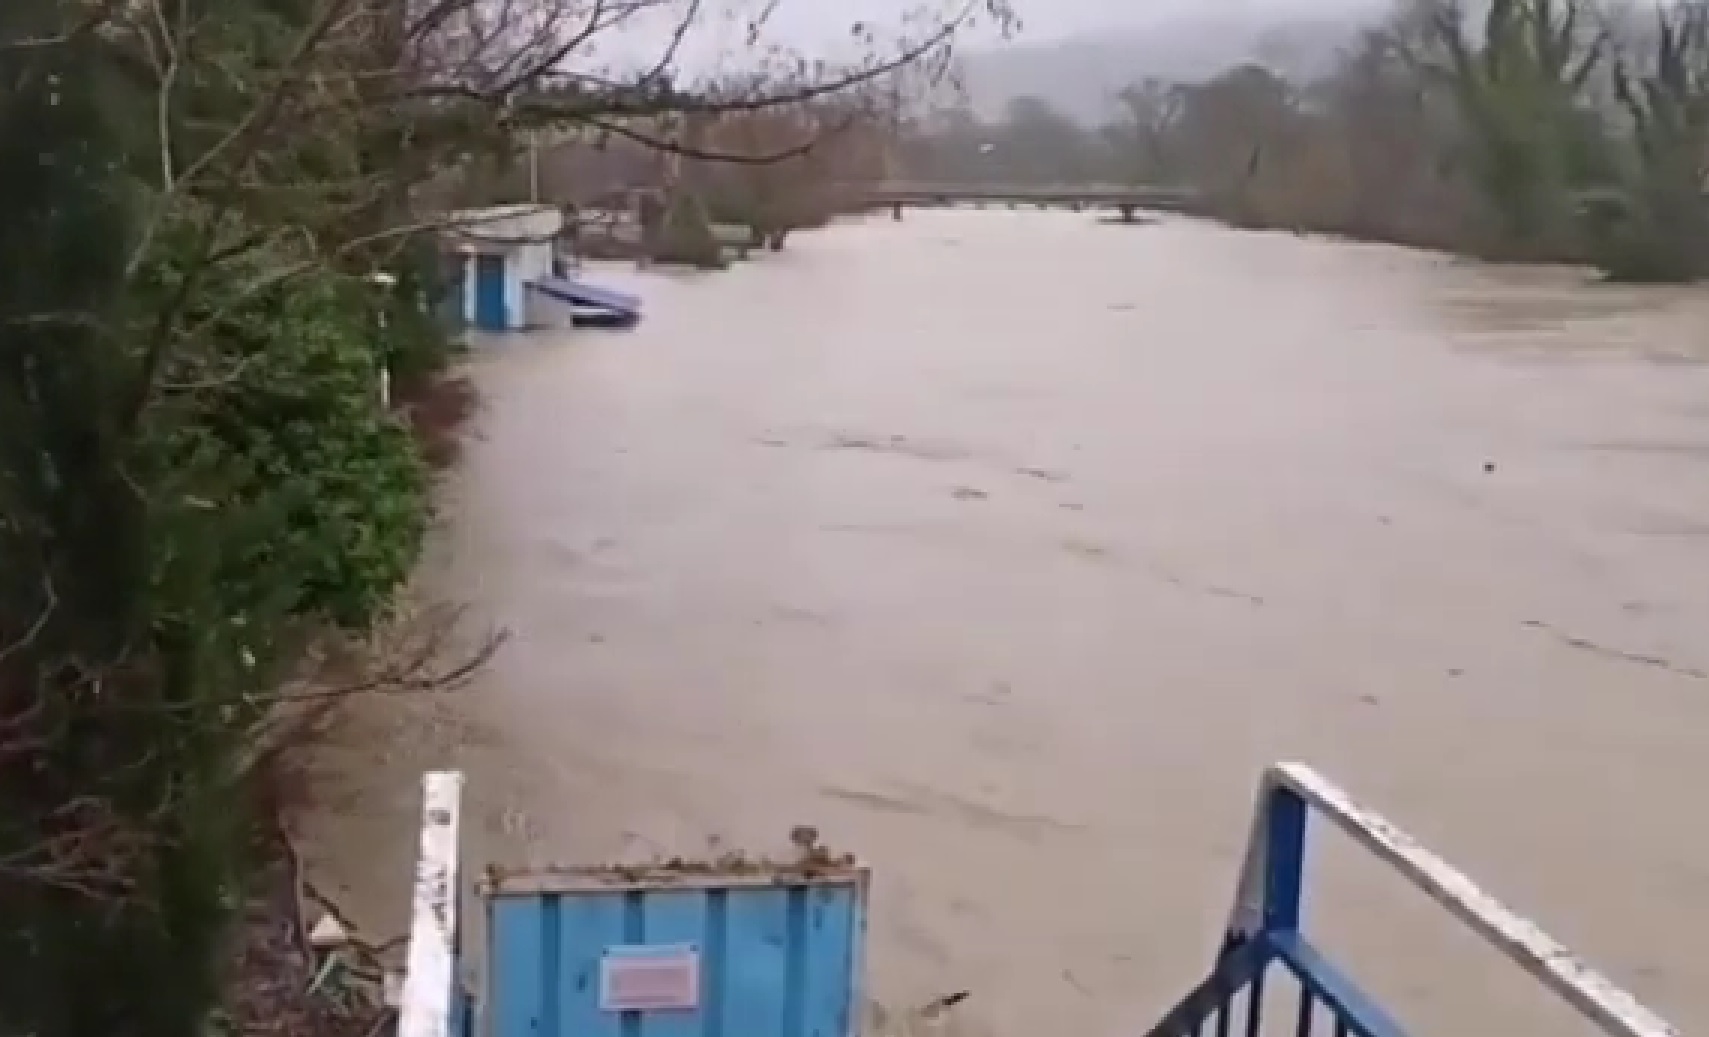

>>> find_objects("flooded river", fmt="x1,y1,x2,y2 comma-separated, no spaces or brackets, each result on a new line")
306,210,1709,1037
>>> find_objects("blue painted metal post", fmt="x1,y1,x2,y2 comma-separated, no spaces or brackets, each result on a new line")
1262,787,1307,936
1263,789,1309,1037
474,252,507,331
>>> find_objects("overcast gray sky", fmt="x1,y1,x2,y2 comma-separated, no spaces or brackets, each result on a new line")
742,0,1392,49
601,0,1396,78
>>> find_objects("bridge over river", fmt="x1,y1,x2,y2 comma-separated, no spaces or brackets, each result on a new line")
864,180,1198,220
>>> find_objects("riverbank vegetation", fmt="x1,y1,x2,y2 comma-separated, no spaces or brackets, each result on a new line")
464,104,899,266
900,0,1709,282
692,106,899,249
0,0,1003,1033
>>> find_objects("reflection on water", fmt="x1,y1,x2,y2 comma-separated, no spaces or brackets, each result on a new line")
305,210,1709,1037
1426,261,1709,362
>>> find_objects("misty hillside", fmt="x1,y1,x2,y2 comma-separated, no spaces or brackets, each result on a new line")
956,11,1376,124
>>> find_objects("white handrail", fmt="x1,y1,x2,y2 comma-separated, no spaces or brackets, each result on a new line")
1227,762,1677,1037
398,770,464,1037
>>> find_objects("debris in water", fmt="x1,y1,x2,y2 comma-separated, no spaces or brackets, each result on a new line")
310,914,351,948
868,991,976,1037
382,970,404,1008
1061,539,1111,561
1015,466,1066,483
481,827,862,891
920,991,971,1019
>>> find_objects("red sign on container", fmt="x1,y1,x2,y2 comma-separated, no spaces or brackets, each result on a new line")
599,944,701,1013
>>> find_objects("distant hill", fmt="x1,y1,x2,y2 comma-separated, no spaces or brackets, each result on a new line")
953,10,1380,125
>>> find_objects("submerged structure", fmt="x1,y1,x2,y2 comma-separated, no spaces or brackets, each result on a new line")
445,205,642,332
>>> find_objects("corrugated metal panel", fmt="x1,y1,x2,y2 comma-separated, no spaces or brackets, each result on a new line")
486,873,867,1037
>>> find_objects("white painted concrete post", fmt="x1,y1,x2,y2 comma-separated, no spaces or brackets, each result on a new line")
398,771,464,1037
367,271,398,408
461,252,476,329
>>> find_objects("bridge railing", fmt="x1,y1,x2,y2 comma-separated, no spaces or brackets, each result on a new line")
1145,762,1677,1037
864,181,1196,200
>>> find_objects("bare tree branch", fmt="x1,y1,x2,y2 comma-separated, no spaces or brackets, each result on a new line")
0,0,131,53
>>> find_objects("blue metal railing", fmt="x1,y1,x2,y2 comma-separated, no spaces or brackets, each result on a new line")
1145,763,1679,1037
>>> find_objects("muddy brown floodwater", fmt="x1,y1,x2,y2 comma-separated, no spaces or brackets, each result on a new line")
303,210,1709,1037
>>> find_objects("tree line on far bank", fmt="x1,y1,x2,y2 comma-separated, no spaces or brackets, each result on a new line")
448,103,899,266
897,0,1709,283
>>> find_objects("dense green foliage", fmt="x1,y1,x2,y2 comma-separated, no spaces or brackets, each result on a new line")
152,264,430,627
384,238,468,386
0,1,448,1034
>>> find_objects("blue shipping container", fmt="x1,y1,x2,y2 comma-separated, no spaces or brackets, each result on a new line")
483,866,869,1037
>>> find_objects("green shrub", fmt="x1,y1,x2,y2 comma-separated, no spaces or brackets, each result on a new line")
148,258,431,629
1,226,433,1037
382,237,465,390
653,190,727,269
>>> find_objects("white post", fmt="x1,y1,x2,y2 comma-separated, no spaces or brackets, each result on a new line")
398,771,464,1037
529,130,541,204
367,270,398,408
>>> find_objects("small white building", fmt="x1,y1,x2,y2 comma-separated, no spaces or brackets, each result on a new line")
445,204,562,332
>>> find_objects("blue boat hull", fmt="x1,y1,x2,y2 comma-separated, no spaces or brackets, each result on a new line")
532,275,641,329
